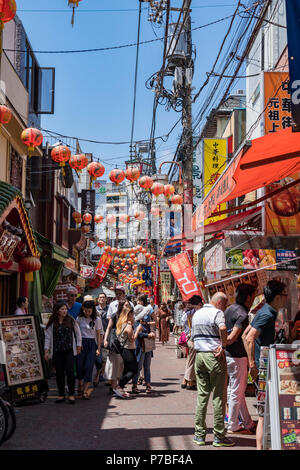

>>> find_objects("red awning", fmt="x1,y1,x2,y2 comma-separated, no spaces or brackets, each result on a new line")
201,206,261,235
193,128,300,227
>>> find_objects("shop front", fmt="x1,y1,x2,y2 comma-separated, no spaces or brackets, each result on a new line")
0,181,41,316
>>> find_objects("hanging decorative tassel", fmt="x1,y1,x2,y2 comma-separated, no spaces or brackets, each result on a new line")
71,6,75,27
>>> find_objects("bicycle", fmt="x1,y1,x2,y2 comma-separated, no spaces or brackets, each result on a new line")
0,397,16,444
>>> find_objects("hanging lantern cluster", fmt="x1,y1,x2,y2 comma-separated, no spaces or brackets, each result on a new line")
151,182,165,199
164,184,175,199
97,240,105,248
139,175,153,191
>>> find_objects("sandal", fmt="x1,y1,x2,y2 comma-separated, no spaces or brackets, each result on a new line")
146,385,152,394
131,386,140,395
82,392,90,400
137,377,144,385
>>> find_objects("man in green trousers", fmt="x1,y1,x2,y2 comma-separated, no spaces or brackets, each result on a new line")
191,292,235,447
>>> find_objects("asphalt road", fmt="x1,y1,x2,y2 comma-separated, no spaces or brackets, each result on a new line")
1,336,258,451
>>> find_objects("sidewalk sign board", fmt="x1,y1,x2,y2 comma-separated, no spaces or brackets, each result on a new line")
263,344,300,450
0,315,48,403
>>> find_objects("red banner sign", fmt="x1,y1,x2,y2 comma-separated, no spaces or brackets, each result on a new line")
89,253,112,289
167,253,202,301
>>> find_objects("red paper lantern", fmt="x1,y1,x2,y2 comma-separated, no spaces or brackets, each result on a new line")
111,247,118,254
97,240,105,248
141,248,147,254
134,210,145,221
104,245,111,253
151,182,164,198
164,184,175,199
0,105,11,124
109,168,125,185
119,214,130,224
130,253,135,259
145,252,151,259
106,214,116,224
81,225,90,234
72,211,81,221
150,254,156,261
87,162,105,181
82,212,92,224
69,154,88,172
0,0,16,25
19,256,41,273
125,167,140,183
51,145,71,168
21,128,43,156
94,215,104,224
136,245,142,251
114,257,120,264
171,194,183,205
139,175,153,191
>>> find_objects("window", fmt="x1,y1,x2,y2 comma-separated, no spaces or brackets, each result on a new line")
24,41,55,115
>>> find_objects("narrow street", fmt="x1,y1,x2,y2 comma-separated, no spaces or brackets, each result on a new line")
1,336,257,451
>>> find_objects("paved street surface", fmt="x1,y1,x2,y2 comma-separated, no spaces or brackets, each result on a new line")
1,336,257,451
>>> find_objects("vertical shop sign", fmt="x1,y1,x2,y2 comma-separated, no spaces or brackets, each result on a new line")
81,189,96,232
285,0,300,128
167,253,202,301
193,137,203,210
264,72,292,134
203,139,227,225
160,272,171,303
89,252,112,288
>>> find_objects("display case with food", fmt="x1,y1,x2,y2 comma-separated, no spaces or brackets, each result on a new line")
0,316,45,391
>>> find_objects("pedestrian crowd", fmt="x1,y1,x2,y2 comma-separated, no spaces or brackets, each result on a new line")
41,279,300,450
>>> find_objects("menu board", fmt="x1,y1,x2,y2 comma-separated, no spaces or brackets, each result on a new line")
277,347,300,450
0,316,44,387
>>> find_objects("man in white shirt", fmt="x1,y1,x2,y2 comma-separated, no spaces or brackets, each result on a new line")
191,292,235,448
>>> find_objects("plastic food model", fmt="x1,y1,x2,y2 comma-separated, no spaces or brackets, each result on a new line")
268,178,300,217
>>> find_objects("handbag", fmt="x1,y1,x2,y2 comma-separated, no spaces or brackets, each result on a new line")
144,336,156,353
178,331,187,346
108,324,128,354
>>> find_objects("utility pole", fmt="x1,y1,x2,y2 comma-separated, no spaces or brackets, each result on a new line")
181,0,194,261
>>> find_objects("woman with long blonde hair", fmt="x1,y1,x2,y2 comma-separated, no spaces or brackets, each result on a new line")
114,304,142,398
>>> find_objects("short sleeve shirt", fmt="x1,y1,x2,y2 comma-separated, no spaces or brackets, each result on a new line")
76,316,104,339
251,303,278,367
67,302,82,320
225,304,249,358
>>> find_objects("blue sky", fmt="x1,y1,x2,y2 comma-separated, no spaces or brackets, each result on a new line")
16,0,240,174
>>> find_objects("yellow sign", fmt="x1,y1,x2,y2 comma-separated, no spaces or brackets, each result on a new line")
203,139,227,225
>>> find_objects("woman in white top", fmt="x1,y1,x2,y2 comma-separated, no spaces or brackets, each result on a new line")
76,300,103,399
15,296,28,316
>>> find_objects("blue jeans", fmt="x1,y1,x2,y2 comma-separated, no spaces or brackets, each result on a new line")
76,338,97,383
132,351,152,385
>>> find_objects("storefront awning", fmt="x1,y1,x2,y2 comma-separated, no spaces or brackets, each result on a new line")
193,128,300,227
200,206,261,236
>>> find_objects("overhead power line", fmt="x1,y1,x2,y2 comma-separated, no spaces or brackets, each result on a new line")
3,14,236,55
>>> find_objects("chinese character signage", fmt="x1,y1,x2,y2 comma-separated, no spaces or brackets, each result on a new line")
81,189,96,232
80,265,95,279
264,72,292,134
285,0,300,129
160,272,171,303
89,252,113,288
276,347,300,450
0,230,19,262
193,137,203,210
0,316,44,387
167,253,202,301
203,139,227,225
